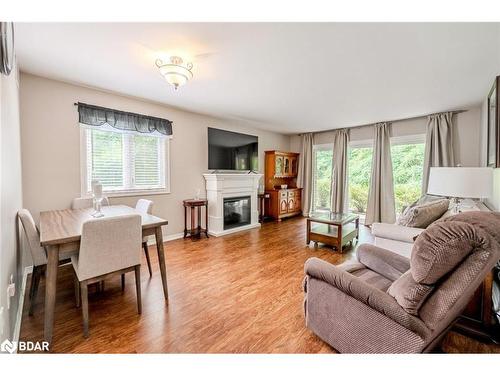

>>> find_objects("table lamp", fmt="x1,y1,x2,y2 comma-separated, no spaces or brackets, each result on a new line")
427,167,492,213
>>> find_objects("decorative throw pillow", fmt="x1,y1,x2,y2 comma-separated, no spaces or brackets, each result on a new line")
399,194,444,215
416,194,445,206
396,199,450,228
396,204,414,225
388,270,434,315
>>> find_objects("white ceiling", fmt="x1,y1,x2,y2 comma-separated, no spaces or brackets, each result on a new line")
15,23,500,134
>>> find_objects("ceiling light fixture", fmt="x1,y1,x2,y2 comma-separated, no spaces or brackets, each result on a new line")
155,56,193,90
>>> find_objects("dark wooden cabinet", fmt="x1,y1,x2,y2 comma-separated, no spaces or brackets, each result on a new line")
265,151,302,221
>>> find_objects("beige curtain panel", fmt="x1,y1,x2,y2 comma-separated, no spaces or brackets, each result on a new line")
421,112,455,192
298,133,314,216
365,123,396,225
330,129,349,212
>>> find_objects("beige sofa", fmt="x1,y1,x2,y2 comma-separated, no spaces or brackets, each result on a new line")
371,198,487,258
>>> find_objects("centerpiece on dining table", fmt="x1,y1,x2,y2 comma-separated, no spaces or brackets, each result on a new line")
91,179,105,218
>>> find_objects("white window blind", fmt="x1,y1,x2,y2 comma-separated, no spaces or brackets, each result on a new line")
83,125,168,195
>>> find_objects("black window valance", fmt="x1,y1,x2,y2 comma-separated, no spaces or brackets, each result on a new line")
76,102,173,136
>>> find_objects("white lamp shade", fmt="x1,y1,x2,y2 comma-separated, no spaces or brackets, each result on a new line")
427,167,492,198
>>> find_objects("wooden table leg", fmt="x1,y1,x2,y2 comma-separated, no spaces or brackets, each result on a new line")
259,197,263,223
155,226,169,300
306,219,311,245
197,206,201,237
205,202,209,238
44,244,60,345
355,217,359,240
190,206,195,239
183,206,187,238
337,223,343,253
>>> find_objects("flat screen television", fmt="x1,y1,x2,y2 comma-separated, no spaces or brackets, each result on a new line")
208,127,258,171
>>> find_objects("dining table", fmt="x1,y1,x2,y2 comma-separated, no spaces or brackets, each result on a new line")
39,204,169,345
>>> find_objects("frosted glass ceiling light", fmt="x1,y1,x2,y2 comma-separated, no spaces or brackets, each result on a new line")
155,56,193,90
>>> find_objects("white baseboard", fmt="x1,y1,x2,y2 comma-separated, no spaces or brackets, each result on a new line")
146,231,184,245
165,232,185,242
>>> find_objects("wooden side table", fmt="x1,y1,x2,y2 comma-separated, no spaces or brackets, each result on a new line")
306,212,359,252
258,192,271,223
183,199,209,239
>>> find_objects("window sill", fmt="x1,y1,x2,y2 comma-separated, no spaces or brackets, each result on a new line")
99,189,171,198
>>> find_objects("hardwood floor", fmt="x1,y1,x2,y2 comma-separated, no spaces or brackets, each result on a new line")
19,217,499,353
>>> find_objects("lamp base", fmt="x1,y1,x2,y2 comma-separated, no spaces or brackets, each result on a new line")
452,197,462,214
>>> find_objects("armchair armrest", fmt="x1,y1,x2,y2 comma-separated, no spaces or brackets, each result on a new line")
371,223,424,243
304,257,428,337
356,243,410,281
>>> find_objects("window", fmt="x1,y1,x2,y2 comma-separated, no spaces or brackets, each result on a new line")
81,125,170,196
391,135,425,215
348,141,373,216
312,145,333,212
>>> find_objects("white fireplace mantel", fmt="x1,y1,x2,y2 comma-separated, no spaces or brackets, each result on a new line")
203,173,263,236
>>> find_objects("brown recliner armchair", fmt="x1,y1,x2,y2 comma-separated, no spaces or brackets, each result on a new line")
303,211,500,353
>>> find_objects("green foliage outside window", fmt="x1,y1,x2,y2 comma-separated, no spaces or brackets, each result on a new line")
313,149,332,210
347,143,424,214
315,142,424,215
348,147,373,214
391,143,425,213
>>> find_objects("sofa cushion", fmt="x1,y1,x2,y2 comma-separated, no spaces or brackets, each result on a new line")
371,222,424,244
396,199,449,228
410,220,481,284
388,270,434,315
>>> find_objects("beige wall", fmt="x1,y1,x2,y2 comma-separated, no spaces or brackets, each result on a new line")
453,107,482,167
20,73,290,237
0,62,23,341
290,106,482,167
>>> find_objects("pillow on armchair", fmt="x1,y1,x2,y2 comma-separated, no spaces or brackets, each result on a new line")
396,198,450,228
388,270,434,315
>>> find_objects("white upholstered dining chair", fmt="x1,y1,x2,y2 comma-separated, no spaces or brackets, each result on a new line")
71,196,110,209
72,214,142,338
18,209,76,315
135,199,154,277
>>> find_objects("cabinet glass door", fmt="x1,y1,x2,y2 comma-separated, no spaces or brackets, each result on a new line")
284,157,290,176
275,156,284,176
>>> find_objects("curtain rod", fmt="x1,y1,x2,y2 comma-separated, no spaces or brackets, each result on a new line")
298,109,467,136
